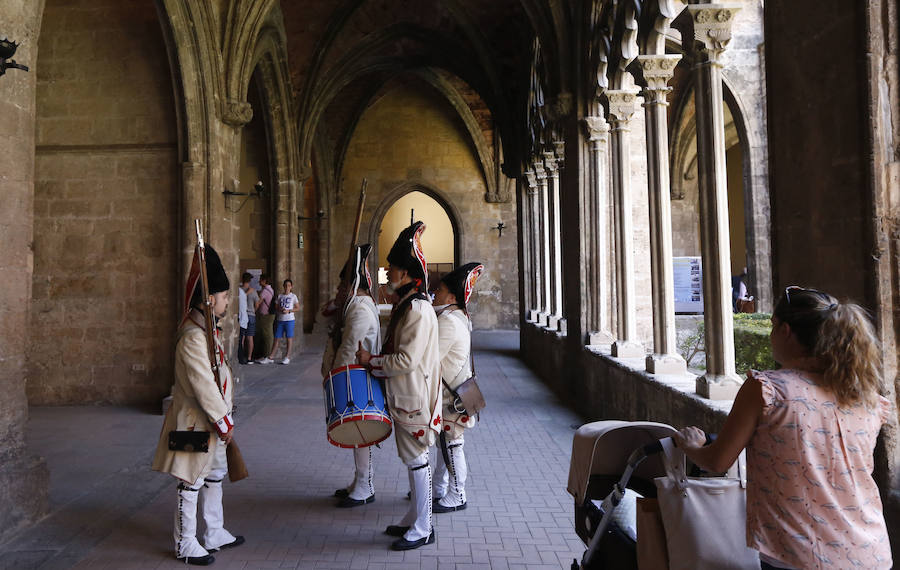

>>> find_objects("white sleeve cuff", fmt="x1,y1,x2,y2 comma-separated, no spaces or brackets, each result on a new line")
214,413,234,435
369,356,387,378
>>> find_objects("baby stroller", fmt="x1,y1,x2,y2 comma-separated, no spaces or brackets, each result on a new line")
566,420,678,570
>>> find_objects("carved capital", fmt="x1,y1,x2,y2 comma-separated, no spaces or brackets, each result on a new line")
542,150,557,175
605,89,641,124
524,170,538,193
223,99,253,127
636,54,682,91
533,161,547,183
553,140,565,164
673,4,741,63
583,116,610,143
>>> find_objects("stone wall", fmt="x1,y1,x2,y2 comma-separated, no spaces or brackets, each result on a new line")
765,0,900,549
0,0,50,543
333,79,519,329
30,0,178,405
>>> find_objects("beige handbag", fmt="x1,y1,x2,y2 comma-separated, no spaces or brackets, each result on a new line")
654,439,760,570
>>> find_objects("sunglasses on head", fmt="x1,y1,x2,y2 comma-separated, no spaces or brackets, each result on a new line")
784,286,828,305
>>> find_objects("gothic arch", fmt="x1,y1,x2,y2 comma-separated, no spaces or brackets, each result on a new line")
668,74,773,309
367,181,465,274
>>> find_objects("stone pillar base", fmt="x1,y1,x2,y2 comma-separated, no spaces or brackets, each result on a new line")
587,330,615,345
0,453,49,543
547,315,560,330
696,374,743,400
558,318,567,335
646,353,687,375
611,340,643,358
537,312,549,327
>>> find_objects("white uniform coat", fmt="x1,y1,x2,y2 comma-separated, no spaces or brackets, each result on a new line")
437,308,476,437
321,295,381,376
370,291,442,455
152,316,234,484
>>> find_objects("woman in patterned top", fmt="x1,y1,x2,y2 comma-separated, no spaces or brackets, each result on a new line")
674,286,893,570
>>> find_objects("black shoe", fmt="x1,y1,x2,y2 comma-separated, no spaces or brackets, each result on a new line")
176,554,215,566
384,525,410,537
334,488,349,498
433,500,467,513
207,535,245,552
337,494,374,508
390,530,435,551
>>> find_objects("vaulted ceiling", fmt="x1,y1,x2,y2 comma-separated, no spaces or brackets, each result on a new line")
279,0,541,181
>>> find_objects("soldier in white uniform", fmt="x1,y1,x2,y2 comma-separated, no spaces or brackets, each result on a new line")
320,244,381,508
152,245,244,566
432,262,484,513
357,222,442,551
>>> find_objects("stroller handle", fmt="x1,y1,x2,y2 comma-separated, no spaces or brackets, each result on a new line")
642,432,716,457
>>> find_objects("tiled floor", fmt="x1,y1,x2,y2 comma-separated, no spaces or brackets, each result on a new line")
1,331,587,569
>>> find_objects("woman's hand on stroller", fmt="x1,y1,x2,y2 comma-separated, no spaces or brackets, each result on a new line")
674,426,708,451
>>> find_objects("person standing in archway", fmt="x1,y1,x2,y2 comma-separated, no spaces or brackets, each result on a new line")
431,262,484,513
357,222,442,551
321,244,382,508
254,273,275,359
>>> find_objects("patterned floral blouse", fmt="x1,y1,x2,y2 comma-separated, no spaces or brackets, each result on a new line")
746,369,893,569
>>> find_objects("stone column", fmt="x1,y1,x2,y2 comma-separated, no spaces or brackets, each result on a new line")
583,116,612,343
674,4,743,398
524,170,542,322
0,0,50,541
636,54,687,375
606,90,644,358
519,176,533,319
544,150,563,330
534,161,551,327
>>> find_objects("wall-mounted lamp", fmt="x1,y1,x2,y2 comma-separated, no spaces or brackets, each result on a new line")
298,210,326,222
223,180,264,213
492,221,506,238
0,38,29,77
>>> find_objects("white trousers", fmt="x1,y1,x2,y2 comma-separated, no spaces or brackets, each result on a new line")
398,452,432,541
348,446,375,500
433,435,467,507
174,440,237,557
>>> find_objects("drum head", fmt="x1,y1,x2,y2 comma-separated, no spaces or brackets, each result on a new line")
328,414,392,448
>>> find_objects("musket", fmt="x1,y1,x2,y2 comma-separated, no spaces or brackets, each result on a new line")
328,180,367,353
194,219,248,482
348,178,367,267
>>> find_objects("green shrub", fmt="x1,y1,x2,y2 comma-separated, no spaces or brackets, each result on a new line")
733,313,776,375
677,313,776,375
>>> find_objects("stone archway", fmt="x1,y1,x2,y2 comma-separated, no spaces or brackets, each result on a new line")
367,182,464,290
668,76,773,311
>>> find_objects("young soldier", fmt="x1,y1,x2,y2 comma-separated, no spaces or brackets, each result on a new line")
152,245,244,566
321,244,381,508
431,263,484,513
357,222,441,551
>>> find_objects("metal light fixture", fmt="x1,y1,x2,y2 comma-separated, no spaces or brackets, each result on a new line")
223,180,264,213
0,38,29,77
492,221,506,237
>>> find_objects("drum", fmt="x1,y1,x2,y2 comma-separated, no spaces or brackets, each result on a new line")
324,364,392,448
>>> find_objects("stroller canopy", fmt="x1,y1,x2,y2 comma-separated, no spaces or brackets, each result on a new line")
567,420,678,504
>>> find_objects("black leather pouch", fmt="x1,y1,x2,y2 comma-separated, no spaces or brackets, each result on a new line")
168,430,210,453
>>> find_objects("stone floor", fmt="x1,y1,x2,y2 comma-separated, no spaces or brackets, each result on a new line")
0,331,588,570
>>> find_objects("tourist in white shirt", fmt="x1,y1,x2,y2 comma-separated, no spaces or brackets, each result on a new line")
258,279,299,364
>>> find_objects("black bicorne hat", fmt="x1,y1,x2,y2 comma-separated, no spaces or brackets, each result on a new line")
386,221,428,287
440,262,484,308
339,243,373,292
204,244,230,294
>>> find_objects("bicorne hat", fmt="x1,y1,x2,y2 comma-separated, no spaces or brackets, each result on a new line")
440,262,484,308
339,243,373,292
386,221,428,288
